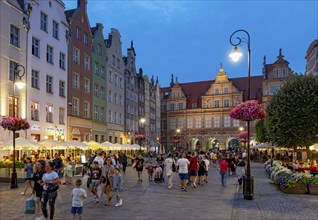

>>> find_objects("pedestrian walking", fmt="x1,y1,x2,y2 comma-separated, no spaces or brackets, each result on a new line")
41,161,60,220
197,156,206,186
63,157,73,185
33,159,46,219
53,154,63,177
176,153,190,191
22,157,34,195
113,167,123,207
219,157,229,187
102,157,115,206
121,153,128,173
203,155,210,183
135,154,144,181
235,156,246,187
89,161,102,204
71,179,87,220
164,153,175,189
188,152,199,188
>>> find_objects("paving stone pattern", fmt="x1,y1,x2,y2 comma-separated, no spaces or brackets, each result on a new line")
0,162,317,220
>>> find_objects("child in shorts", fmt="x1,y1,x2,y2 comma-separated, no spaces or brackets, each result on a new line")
71,179,87,220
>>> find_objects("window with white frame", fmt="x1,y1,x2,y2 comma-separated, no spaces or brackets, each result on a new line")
282,69,287,78
59,80,65,97
170,103,175,111
215,88,219,94
84,78,89,93
46,104,53,123
114,93,118,105
31,70,39,89
40,12,48,32
108,90,112,102
84,55,90,70
100,66,105,79
187,117,193,128
195,117,201,128
83,32,87,45
10,25,20,47
52,20,59,39
170,118,176,129
59,52,65,69
94,62,99,75
117,58,120,69
73,48,79,64
100,107,104,122
32,37,40,57
46,45,53,64
119,113,122,125
119,96,123,106
114,74,118,86
233,119,240,127
84,101,89,118
224,87,229,94
100,87,105,99
214,116,220,128
224,99,230,107
59,108,65,124
177,118,184,128
94,84,99,97
108,110,112,123
274,69,279,78
94,105,99,121
178,102,183,110
224,116,231,127
214,100,219,108
109,71,112,83
205,116,211,128
119,77,123,88
72,73,79,89
46,75,53,93
9,60,18,81
114,112,117,124
72,98,79,115
31,101,39,121
270,85,279,95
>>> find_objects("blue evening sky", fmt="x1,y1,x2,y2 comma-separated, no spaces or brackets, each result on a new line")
63,0,318,87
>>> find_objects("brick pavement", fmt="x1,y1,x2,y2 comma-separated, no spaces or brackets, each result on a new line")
0,162,317,220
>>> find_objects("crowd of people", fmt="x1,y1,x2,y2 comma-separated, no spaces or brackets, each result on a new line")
14,148,250,220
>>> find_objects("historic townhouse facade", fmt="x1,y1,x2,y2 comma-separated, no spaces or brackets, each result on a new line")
65,0,93,141
123,42,139,144
262,49,294,107
305,39,318,76
27,0,68,141
0,0,28,142
160,65,263,152
105,28,125,144
91,23,107,143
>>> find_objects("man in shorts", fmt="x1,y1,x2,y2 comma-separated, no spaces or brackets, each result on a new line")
176,153,190,191
89,161,102,203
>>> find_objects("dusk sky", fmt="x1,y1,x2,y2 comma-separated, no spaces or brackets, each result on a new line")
64,0,317,87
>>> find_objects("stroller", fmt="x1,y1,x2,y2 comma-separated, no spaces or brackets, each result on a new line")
154,164,164,183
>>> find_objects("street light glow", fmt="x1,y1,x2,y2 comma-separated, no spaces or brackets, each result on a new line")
140,118,146,123
15,81,25,89
229,46,243,62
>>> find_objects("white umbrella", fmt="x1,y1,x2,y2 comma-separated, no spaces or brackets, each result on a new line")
0,137,44,150
86,141,102,150
63,140,90,149
39,139,66,149
309,143,318,152
252,143,274,149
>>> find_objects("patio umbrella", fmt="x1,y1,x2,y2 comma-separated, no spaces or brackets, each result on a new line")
63,140,90,149
101,141,113,150
0,137,44,150
86,141,102,150
39,139,66,149
309,143,318,152
252,143,274,149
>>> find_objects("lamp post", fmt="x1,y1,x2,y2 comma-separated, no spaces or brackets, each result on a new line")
229,29,253,200
175,128,181,151
11,64,26,189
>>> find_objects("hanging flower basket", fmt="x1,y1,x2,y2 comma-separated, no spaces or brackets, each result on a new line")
239,131,248,143
230,100,265,121
0,117,30,131
135,134,146,141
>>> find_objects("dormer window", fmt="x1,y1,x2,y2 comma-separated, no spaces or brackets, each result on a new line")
215,88,219,94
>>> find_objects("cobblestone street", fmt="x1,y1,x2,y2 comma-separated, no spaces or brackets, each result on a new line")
0,162,317,220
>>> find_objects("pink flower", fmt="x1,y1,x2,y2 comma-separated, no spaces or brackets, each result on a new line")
0,117,30,131
230,100,265,121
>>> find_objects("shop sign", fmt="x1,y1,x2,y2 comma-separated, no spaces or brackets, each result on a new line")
46,127,55,131
31,125,41,130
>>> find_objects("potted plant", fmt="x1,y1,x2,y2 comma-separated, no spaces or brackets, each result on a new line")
230,100,265,121
309,176,318,195
277,173,310,194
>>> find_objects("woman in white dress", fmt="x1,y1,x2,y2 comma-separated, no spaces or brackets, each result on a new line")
164,153,175,189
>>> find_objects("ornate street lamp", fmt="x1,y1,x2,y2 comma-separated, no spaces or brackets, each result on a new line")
11,64,26,189
229,29,253,200
139,118,146,151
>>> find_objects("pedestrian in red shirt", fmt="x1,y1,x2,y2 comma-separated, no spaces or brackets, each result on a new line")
188,152,199,188
219,157,229,187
